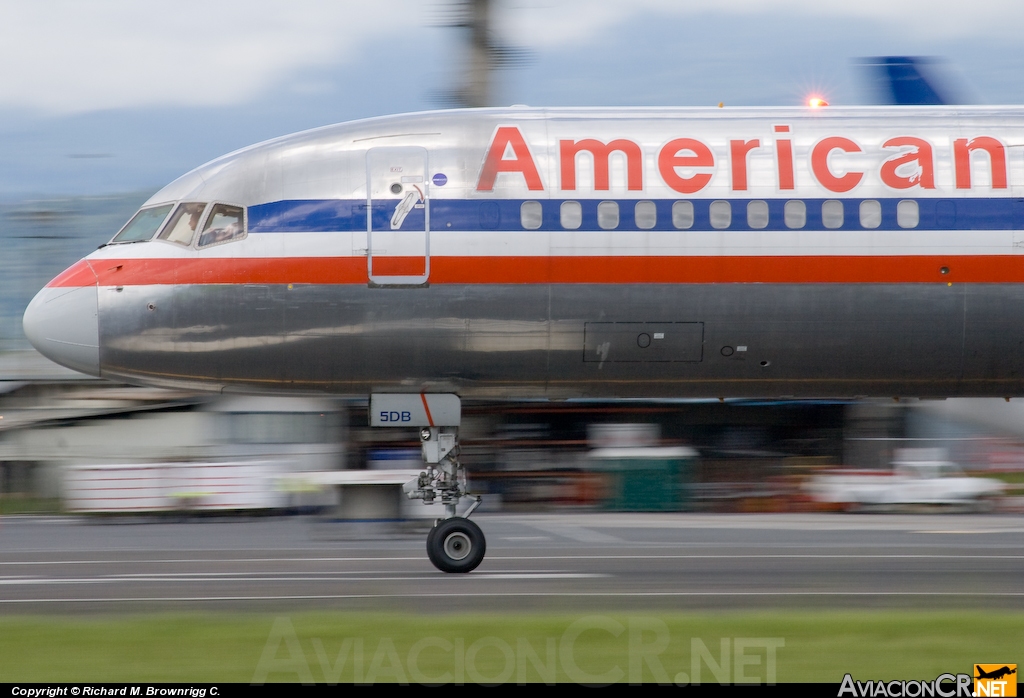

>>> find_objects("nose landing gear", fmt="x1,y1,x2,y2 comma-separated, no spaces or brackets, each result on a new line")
372,393,485,573
404,424,485,573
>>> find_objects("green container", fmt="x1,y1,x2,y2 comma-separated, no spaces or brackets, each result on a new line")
589,447,698,511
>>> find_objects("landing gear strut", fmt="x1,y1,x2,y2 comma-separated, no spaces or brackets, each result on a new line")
370,393,485,573
404,425,484,573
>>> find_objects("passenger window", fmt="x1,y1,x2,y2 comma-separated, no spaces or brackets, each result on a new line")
897,200,919,229
822,200,844,229
784,200,806,229
560,201,582,230
672,201,694,229
635,201,657,229
158,202,207,246
859,200,881,229
710,200,731,229
197,204,245,248
520,201,542,230
110,204,174,243
597,201,619,230
747,200,769,229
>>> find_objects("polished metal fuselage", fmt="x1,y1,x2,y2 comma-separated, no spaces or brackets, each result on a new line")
28,106,1024,399
97,281,1024,398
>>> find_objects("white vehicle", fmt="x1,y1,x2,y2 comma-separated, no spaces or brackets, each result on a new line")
806,449,1005,510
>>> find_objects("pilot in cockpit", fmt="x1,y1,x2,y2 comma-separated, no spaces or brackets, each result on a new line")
197,204,245,247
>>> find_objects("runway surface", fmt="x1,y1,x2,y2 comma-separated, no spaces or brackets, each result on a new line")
1,512,1022,612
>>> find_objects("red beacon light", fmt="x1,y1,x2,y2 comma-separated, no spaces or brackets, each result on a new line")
807,96,829,108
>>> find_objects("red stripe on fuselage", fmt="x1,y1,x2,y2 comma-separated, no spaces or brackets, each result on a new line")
47,259,98,287
372,256,427,277
46,255,1024,287
50,257,367,287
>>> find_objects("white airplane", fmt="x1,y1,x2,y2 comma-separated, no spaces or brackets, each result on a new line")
22,99,1024,571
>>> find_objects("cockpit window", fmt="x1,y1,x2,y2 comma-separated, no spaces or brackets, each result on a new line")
197,204,246,248
157,202,207,246
110,204,174,243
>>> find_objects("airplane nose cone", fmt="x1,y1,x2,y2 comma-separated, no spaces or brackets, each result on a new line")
23,268,100,377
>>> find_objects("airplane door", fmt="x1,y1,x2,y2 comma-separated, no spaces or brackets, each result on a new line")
366,147,429,286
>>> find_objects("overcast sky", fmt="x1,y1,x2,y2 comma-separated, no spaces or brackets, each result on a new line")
4,0,1024,198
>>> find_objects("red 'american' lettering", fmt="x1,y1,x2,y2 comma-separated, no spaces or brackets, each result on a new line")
474,125,1010,194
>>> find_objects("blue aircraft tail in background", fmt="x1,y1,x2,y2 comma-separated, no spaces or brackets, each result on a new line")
857,56,953,105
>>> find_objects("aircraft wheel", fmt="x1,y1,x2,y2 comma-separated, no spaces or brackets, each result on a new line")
427,517,485,573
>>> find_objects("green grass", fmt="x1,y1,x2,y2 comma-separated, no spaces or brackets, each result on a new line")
0,611,1019,684
0,496,61,515
988,472,1024,490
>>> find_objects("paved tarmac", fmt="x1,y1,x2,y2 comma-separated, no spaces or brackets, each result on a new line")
0,512,1022,612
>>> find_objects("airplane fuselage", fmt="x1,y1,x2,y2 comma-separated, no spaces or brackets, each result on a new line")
24,106,1024,399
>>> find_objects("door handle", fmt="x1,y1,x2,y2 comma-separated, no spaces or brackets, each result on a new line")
391,191,419,229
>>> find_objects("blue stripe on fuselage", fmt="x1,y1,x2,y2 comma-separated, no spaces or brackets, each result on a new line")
247,197,1024,233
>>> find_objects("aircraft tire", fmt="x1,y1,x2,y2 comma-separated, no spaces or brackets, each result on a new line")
427,517,485,573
